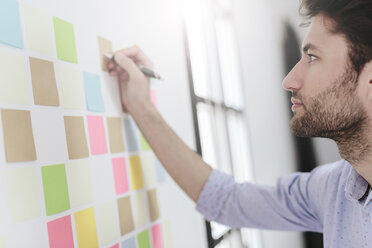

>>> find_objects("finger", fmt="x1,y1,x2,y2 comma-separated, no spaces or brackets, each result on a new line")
115,46,153,68
114,53,141,75
107,61,116,69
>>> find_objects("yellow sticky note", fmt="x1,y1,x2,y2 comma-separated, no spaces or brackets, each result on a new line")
74,207,99,248
129,156,144,190
0,236,6,248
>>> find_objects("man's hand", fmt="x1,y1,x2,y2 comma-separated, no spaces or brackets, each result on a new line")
107,45,153,113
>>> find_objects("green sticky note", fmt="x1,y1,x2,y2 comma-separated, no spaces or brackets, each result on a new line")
140,133,151,151
137,229,151,248
53,17,78,63
41,164,70,215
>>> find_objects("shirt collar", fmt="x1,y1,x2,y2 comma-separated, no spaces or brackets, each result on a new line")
344,162,369,202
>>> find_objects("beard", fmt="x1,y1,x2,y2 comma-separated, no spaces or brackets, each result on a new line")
290,67,370,163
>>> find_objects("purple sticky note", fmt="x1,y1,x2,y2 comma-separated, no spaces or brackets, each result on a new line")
87,115,108,155
47,215,74,248
151,223,163,248
112,157,129,195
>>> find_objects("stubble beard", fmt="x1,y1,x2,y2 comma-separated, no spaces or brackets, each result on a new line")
290,67,370,164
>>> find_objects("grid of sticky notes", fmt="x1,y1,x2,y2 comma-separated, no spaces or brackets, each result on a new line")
0,2,171,248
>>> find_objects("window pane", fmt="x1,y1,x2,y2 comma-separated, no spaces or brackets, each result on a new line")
241,228,263,248
215,19,244,109
227,111,254,182
196,103,218,168
211,222,230,240
214,107,232,174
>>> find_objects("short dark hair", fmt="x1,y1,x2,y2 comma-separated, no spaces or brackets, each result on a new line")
299,0,372,75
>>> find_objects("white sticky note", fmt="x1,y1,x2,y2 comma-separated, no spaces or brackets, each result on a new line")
68,160,93,207
96,200,120,245
58,64,85,109
0,50,29,104
141,153,157,188
6,167,41,223
22,3,54,55
0,236,6,248
132,191,149,228
91,156,115,202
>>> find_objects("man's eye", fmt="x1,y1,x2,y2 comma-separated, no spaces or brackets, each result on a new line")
308,54,317,63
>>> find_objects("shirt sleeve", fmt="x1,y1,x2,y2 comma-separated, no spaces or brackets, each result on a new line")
196,168,326,232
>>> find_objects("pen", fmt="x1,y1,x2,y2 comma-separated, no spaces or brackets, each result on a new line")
104,53,163,80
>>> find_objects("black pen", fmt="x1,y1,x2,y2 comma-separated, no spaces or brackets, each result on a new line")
104,53,163,80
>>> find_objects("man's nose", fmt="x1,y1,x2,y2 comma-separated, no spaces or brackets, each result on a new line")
282,61,303,92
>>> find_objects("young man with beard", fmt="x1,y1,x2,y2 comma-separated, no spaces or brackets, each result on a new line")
108,0,372,246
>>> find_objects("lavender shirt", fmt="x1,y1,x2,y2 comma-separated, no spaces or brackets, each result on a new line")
196,160,372,248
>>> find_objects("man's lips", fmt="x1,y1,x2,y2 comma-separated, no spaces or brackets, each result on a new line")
291,97,303,111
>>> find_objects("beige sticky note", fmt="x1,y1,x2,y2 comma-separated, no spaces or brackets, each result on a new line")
58,64,85,110
107,117,125,153
64,116,89,159
117,196,134,236
132,191,149,228
98,36,112,72
1,109,37,162
96,200,120,245
29,57,59,106
147,189,160,222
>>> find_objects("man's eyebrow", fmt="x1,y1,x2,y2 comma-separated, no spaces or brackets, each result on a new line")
302,43,321,53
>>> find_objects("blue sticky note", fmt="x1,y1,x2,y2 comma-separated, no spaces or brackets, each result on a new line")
124,117,140,152
83,72,105,112
121,236,137,248
0,0,24,49
155,157,167,183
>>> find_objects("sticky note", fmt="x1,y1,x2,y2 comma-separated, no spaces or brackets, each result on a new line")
29,57,59,106
68,160,93,207
6,167,41,223
0,51,29,104
132,191,149,228
129,156,144,190
141,153,157,188
121,237,136,248
96,201,120,245
0,236,6,248
83,72,105,112
123,117,140,152
22,3,53,55
110,244,119,248
147,189,160,222
155,158,167,183
64,116,89,159
41,164,70,216
140,133,151,151
0,0,24,48
91,156,115,201
162,220,173,248
87,115,108,155
1,109,37,162
58,65,85,110
75,208,99,248
151,224,163,248
98,36,112,72
137,230,151,248
107,117,125,153
53,17,78,63
47,215,74,248
150,90,158,108
117,196,134,236
112,157,129,195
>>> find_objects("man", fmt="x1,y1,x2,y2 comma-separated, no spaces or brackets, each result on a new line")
107,0,372,246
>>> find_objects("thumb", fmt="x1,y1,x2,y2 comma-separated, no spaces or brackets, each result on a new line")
114,53,139,75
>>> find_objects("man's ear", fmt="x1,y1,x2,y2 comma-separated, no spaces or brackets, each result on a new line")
362,60,372,101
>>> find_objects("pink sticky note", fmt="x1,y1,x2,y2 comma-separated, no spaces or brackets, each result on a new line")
150,90,157,108
110,244,119,248
112,157,129,195
47,215,74,248
87,115,108,155
151,223,163,248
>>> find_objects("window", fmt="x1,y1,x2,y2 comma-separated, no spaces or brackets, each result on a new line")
183,0,262,247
